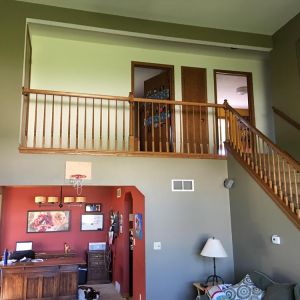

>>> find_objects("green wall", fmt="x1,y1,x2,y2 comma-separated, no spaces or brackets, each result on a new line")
271,13,300,161
228,153,300,283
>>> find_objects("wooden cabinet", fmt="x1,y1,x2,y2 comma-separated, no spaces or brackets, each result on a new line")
87,251,110,284
0,257,84,300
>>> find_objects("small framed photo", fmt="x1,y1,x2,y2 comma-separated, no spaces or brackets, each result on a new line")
81,214,104,231
85,203,101,212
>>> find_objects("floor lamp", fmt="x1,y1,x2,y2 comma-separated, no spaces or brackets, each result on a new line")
200,237,227,285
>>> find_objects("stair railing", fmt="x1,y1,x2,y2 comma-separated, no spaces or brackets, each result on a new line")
224,101,300,228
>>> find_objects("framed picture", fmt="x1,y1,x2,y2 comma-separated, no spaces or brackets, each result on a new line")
27,210,70,233
85,203,101,212
81,214,104,231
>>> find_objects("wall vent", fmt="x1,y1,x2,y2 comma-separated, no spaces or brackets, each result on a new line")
171,179,194,192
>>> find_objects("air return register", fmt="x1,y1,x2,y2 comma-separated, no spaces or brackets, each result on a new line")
171,179,194,192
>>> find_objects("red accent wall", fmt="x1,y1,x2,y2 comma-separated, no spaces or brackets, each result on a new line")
0,185,145,300
110,186,145,300
0,186,113,258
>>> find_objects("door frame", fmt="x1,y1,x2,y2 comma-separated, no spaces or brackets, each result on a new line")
213,69,255,125
131,61,175,152
131,61,175,100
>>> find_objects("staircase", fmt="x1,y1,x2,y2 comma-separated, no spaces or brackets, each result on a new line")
224,101,300,229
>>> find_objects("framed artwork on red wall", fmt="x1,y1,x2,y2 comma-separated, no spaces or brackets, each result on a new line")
27,210,70,233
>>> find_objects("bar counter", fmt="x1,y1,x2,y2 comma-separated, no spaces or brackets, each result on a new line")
0,257,85,300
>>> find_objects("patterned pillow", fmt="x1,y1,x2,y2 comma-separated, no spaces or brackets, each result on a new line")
224,274,265,300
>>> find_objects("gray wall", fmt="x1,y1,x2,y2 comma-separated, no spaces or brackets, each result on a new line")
227,153,300,283
271,13,300,161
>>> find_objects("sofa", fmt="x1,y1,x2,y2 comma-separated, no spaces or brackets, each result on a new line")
200,270,300,300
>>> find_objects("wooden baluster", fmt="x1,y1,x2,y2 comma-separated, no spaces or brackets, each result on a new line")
172,104,176,153
267,145,272,188
67,96,71,148
84,98,87,149
244,127,249,162
186,105,190,153
247,129,253,168
257,137,263,179
108,100,110,151
277,154,283,199
159,104,162,152
224,107,229,143
165,105,170,153
51,95,54,148
282,160,289,205
92,98,95,149
150,102,154,152
23,94,30,147
293,169,299,217
254,135,259,174
272,149,278,194
128,93,135,152
144,103,148,151
192,106,196,153
199,106,203,154
42,94,46,148
100,99,103,150
76,97,80,149
263,141,268,183
123,101,126,152
33,94,38,148
212,107,217,155
294,169,300,218
115,99,118,151
60,96,63,148
288,164,294,212
219,108,223,155
179,105,183,153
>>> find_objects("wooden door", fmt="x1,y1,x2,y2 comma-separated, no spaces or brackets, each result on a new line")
181,67,208,153
140,70,172,152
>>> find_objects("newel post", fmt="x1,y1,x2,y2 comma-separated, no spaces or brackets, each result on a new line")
128,92,135,152
223,99,230,144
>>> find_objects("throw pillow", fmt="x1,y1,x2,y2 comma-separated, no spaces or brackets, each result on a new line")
207,285,230,300
264,283,295,300
224,274,264,300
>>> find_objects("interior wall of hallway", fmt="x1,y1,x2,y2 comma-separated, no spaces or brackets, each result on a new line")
227,153,300,283
271,13,300,161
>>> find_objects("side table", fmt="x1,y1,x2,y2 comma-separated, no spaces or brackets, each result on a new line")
193,282,209,299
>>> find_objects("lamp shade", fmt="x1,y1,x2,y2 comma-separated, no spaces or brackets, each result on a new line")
75,196,86,203
48,196,59,203
64,196,75,203
35,196,47,204
200,237,227,258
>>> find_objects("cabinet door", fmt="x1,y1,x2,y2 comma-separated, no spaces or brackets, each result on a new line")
1,272,24,299
58,265,78,297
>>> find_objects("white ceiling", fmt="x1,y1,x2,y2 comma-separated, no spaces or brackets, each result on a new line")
17,0,300,35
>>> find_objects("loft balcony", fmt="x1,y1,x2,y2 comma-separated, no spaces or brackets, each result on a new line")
20,88,227,159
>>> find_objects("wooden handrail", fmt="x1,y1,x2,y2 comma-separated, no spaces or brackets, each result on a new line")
134,97,225,108
22,87,130,101
225,101,300,170
272,106,300,131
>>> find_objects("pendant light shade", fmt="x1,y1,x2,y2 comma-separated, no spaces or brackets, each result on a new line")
75,196,86,203
35,196,47,204
48,196,59,204
63,196,75,203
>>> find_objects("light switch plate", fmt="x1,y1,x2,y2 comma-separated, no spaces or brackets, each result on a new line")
153,242,162,250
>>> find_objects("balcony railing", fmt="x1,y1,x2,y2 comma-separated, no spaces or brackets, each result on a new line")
20,88,227,158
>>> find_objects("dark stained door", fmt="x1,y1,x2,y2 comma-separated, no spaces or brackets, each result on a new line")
181,67,208,153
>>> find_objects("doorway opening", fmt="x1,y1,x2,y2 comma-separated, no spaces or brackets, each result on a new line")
131,61,175,152
214,70,255,154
